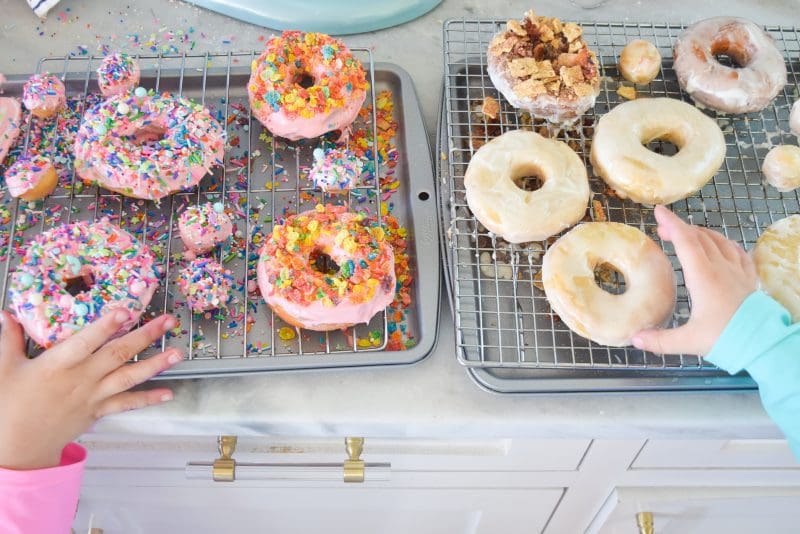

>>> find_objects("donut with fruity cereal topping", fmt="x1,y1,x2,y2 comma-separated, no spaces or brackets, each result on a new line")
7,218,160,348
22,73,66,119
257,204,395,331
97,53,141,97
73,89,225,200
247,31,369,140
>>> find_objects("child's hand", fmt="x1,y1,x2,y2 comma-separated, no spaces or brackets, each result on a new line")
632,205,758,356
0,310,181,470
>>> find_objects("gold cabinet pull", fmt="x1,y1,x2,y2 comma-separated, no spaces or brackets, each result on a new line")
343,437,365,483
212,435,237,482
636,511,654,534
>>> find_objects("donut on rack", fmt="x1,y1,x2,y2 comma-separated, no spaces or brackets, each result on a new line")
7,218,160,348
762,145,800,192
590,97,726,205
673,17,787,114
542,222,677,347
74,90,225,200
486,10,601,123
97,53,141,97
619,39,662,84
178,201,233,255
753,215,800,321
178,258,234,312
0,96,22,164
308,147,365,193
464,129,590,243
5,153,58,201
248,31,369,140
22,73,66,119
257,204,395,331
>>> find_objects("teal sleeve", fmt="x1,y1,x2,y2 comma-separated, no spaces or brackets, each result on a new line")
705,291,800,459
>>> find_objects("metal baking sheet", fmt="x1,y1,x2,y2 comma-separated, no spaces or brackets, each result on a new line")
0,54,440,377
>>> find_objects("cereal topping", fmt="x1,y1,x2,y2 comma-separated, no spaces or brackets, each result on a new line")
178,258,234,312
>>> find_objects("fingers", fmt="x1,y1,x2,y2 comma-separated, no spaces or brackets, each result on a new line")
631,324,697,355
86,314,177,377
95,348,182,398
53,309,131,367
94,388,174,419
653,206,709,278
0,312,26,364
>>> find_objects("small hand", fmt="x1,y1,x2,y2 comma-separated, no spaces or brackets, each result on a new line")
632,205,758,356
0,310,182,470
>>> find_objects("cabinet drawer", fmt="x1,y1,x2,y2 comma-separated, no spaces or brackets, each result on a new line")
632,440,798,469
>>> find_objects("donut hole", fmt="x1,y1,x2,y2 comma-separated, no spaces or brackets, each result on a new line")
511,164,546,192
64,272,95,296
296,72,316,90
310,250,340,275
711,40,750,69
643,138,680,157
593,262,627,295
129,124,168,147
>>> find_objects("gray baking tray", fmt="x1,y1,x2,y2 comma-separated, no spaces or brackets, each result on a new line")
0,53,439,377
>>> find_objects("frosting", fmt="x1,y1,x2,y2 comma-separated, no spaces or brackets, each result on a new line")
257,204,395,330
22,73,66,117
97,53,141,97
0,97,22,164
74,90,225,200
4,153,57,200
309,147,365,193
7,218,160,348
247,31,368,140
762,145,800,192
753,215,800,321
178,258,234,311
178,201,233,254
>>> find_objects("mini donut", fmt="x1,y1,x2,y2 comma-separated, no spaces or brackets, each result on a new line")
542,222,677,347
178,258,234,312
673,17,787,114
309,147,364,193
590,98,726,205
97,53,141,97
178,202,233,254
257,204,395,331
790,101,800,138
248,31,369,140
0,97,22,164
4,154,58,201
753,215,800,321
22,73,66,119
7,218,160,348
464,129,590,243
619,39,662,84
487,10,601,123
762,145,800,192
74,90,225,200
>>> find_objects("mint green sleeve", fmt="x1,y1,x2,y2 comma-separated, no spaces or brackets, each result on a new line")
705,291,800,459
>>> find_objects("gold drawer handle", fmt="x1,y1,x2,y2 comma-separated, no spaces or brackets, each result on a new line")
636,511,654,534
343,437,365,483
212,435,237,482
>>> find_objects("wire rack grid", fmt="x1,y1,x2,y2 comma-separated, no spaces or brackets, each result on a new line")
0,50,416,366
441,19,800,371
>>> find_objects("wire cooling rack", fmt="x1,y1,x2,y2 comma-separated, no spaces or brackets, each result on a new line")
441,20,800,372
0,52,439,376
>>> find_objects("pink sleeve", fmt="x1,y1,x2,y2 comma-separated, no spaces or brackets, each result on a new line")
0,443,86,534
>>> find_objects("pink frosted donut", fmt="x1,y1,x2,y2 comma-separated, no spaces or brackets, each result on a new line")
0,97,22,164
178,258,234,311
178,202,233,254
22,73,66,119
309,147,365,193
74,90,225,200
5,154,58,201
247,31,368,140
97,53,141,97
7,218,160,348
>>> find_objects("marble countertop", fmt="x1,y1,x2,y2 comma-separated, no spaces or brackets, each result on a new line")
2,0,794,439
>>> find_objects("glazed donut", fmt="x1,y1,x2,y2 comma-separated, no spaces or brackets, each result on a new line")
178,258,234,312
309,147,364,193
97,53,140,97
178,202,233,255
7,218,160,348
74,90,225,200
248,31,368,140
753,215,800,321
5,154,58,201
790,101,800,138
22,73,66,119
487,10,601,123
542,222,677,347
619,39,662,84
0,97,22,164
674,17,786,114
762,145,800,192
590,98,726,205
464,130,589,243
257,204,395,331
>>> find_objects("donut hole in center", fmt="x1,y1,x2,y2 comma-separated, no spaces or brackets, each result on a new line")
129,124,168,147
710,40,750,69
64,272,96,297
511,163,545,192
641,129,683,157
296,72,316,90
594,262,627,295
310,250,340,275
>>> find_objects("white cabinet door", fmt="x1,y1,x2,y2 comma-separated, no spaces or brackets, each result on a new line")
74,485,565,534
589,486,800,534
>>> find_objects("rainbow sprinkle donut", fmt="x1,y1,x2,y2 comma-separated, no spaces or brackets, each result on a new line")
309,147,365,193
248,31,369,141
178,202,233,254
97,53,141,97
7,218,160,348
5,154,58,201
178,258,234,312
22,73,66,119
257,204,395,331
74,90,225,200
